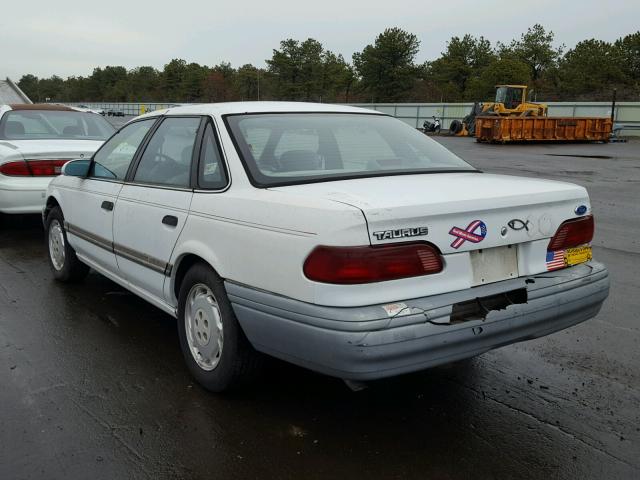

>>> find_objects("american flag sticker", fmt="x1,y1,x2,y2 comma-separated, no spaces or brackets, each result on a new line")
546,250,566,271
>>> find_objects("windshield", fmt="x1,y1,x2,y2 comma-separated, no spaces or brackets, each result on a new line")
495,87,523,109
495,87,508,104
225,113,475,187
0,110,115,140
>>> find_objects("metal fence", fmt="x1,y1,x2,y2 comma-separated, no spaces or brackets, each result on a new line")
349,102,640,136
67,101,640,136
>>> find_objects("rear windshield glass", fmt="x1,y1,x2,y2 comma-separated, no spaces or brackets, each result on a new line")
225,113,475,186
0,110,115,140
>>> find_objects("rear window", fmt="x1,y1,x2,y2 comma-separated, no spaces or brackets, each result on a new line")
0,110,115,140
225,113,475,187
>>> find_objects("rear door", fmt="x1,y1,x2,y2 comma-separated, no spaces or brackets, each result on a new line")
112,116,203,301
63,119,157,272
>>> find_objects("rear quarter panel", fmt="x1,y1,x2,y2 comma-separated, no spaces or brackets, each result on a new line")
169,188,369,305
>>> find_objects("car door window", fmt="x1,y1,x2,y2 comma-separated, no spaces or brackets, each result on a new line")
133,117,201,188
198,123,228,189
90,119,155,180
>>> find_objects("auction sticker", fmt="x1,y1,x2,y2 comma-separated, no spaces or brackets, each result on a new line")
382,303,410,317
565,245,592,266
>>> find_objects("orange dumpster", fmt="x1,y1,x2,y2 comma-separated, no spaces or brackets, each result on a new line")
475,116,612,143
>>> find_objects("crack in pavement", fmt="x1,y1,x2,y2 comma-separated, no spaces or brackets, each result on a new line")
452,378,639,472
0,253,26,274
70,398,150,475
484,394,638,471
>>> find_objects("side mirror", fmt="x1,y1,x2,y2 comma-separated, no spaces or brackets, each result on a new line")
62,158,91,177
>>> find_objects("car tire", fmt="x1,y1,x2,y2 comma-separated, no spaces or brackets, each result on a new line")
177,262,263,392
45,206,90,282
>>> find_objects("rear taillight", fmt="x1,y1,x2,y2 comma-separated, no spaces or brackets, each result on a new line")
548,215,594,251
0,159,69,177
27,160,69,176
303,242,443,284
0,161,31,176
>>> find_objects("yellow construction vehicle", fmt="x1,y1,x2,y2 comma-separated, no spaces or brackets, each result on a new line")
481,85,547,117
450,85,547,136
449,84,611,142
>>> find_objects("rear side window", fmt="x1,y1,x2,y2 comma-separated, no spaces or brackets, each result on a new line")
198,123,228,189
90,119,155,180
133,117,201,188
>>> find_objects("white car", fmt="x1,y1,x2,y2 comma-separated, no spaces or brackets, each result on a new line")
43,102,610,391
75,104,106,116
0,104,114,214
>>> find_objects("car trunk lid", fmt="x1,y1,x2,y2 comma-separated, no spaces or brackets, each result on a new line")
270,173,589,254
0,139,104,164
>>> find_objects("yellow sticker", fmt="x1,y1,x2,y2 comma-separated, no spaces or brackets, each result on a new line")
565,246,592,266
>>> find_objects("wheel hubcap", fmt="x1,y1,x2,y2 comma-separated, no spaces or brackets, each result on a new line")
185,284,223,371
48,220,66,271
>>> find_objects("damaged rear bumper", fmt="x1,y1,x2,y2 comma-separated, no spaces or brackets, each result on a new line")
226,262,609,381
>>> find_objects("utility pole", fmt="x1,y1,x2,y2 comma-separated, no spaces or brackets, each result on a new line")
610,88,617,124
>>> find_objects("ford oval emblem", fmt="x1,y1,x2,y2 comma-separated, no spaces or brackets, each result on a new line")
575,205,588,216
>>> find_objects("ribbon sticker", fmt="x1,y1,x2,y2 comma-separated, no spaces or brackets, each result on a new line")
449,220,487,249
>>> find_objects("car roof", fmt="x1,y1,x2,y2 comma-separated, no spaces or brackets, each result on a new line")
7,103,75,111
139,101,383,119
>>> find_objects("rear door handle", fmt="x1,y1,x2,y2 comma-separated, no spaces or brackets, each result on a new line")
101,200,114,211
162,215,178,227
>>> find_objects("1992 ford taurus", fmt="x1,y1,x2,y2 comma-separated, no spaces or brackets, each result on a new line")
43,102,610,391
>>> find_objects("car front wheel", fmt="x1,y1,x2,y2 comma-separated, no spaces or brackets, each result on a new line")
177,263,262,392
45,206,89,282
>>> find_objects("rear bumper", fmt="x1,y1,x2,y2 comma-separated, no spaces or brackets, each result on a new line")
0,176,51,214
227,262,610,380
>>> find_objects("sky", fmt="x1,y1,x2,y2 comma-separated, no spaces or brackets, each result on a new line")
1,0,638,80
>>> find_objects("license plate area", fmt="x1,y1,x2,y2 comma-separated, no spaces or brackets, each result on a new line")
470,245,519,286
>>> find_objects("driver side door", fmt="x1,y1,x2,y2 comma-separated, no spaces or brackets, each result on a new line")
112,116,202,303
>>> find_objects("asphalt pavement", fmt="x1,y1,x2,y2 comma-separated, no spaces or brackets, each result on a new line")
1,136,639,479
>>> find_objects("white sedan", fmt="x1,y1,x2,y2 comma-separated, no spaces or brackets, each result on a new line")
43,102,609,391
0,104,114,214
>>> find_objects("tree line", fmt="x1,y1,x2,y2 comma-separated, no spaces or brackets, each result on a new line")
17,25,640,104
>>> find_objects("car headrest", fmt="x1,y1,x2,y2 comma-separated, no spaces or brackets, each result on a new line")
5,121,25,136
181,145,193,164
63,125,82,136
278,150,320,172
